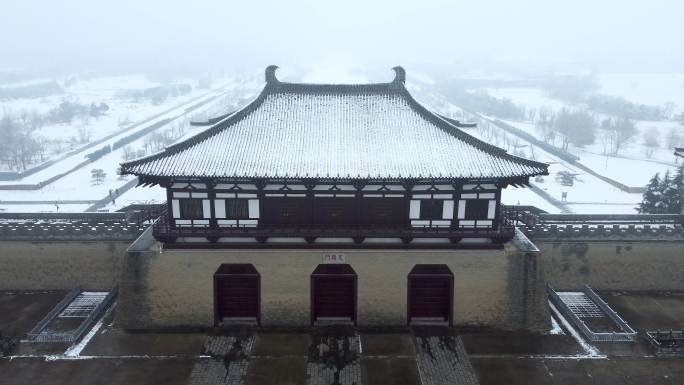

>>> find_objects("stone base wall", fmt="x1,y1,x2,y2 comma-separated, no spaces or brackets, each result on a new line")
117,245,547,332
0,241,127,290
537,240,684,291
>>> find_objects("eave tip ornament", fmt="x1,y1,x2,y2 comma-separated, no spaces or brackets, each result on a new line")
265,65,279,83
392,66,406,84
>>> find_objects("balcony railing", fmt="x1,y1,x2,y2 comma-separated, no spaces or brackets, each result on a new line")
152,204,517,244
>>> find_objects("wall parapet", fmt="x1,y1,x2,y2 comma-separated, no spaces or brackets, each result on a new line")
505,208,684,240
0,210,159,241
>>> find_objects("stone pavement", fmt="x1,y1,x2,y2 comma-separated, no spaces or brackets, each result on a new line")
187,333,255,385
413,328,480,385
307,328,362,385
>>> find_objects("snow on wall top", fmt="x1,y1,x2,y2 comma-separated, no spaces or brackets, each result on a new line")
121,66,548,181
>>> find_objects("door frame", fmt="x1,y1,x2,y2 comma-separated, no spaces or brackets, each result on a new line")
406,264,454,326
310,264,358,326
213,263,261,326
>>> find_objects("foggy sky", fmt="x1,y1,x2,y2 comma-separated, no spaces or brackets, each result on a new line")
1,0,683,76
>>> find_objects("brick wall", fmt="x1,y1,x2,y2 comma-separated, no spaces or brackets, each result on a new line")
117,245,547,332
0,241,127,290
536,240,684,291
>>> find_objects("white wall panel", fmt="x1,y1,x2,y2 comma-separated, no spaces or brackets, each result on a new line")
457,200,466,219
488,200,497,219
249,199,260,219
215,200,226,218
409,200,421,219
442,200,454,219
202,200,211,219
172,199,180,218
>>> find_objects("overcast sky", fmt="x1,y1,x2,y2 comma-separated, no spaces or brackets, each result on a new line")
1,0,683,76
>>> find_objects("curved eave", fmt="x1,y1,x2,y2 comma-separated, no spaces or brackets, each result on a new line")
120,85,272,176
121,65,549,180
399,88,549,176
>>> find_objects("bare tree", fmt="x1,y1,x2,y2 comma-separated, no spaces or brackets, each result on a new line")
610,118,638,155
77,126,91,143
535,107,556,144
666,127,682,149
121,145,135,161
554,108,595,150
642,127,660,158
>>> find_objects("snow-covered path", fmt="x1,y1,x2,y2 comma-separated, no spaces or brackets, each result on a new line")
0,88,240,212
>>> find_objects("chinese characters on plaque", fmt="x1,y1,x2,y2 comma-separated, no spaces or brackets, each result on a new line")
322,253,346,264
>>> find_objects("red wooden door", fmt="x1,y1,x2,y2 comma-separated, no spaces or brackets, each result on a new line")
214,264,260,325
407,265,453,325
311,264,357,325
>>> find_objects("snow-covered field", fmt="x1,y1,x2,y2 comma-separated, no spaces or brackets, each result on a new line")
470,72,684,214
0,75,223,172
464,119,644,214
0,74,263,213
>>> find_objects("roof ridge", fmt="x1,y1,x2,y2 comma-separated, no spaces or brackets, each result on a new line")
265,65,406,87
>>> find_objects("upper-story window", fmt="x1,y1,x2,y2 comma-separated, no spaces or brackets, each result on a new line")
180,199,204,219
464,199,489,219
419,200,444,220
314,198,355,225
366,198,404,226
262,197,307,225
226,199,249,219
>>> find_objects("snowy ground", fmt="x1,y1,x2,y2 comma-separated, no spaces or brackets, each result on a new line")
471,72,684,215
1,75,224,172
0,75,263,213
457,116,644,214
501,186,562,214
0,89,224,186
498,119,679,187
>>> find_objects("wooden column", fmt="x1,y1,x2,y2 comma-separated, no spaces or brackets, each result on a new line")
493,182,503,231
304,179,317,229
403,179,415,230
353,180,367,229
207,179,217,229
165,179,175,228
254,179,266,229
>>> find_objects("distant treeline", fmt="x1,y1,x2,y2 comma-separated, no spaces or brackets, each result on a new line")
116,84,192,105
0,81,64,99
585,95,669,121
542,74,673,120
437,83,526,120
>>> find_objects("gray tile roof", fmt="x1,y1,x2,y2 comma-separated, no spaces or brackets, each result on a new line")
121,66,548,181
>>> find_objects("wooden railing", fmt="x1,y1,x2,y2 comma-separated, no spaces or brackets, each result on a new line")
153,205,517,243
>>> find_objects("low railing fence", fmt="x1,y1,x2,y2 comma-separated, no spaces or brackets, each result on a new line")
547,284,636,342
646,330,684,356
25,288,80,342
25,288,117,343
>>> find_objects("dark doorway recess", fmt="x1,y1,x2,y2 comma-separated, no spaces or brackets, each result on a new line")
214,263,260,326
407,264,453,326
311,264,357,325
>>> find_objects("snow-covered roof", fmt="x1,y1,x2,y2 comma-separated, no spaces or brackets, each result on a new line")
121,66,548,181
